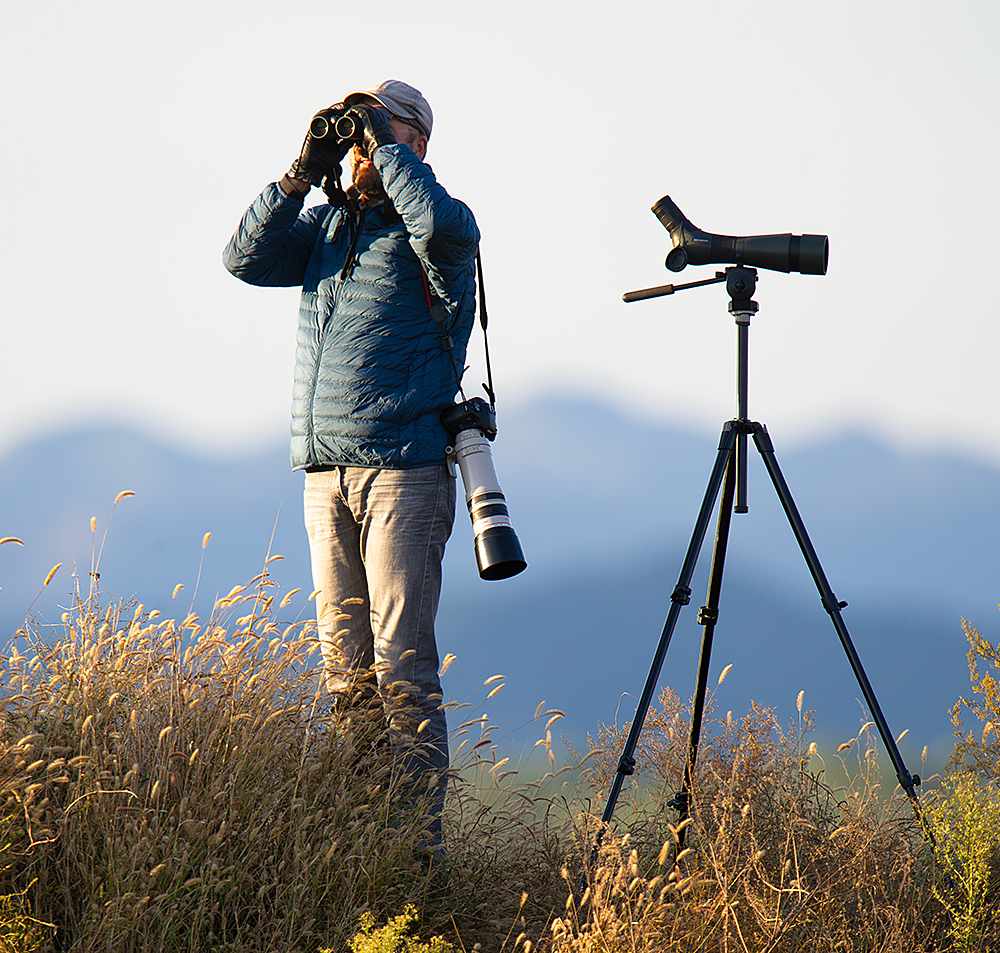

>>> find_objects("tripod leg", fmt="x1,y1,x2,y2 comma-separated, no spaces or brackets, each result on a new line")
597,422,738,831
672,444,740,844
750,423,921,803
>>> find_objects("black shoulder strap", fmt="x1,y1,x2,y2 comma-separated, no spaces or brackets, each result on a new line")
475,250,496,406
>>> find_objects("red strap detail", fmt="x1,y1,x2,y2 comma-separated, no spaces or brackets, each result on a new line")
420,269,434,309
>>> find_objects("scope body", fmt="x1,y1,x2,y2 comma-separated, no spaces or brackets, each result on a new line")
653,196,828,276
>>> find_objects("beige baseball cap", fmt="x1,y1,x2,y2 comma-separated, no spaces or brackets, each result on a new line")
344,80,433,139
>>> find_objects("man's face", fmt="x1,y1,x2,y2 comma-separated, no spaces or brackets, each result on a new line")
349,101,427,199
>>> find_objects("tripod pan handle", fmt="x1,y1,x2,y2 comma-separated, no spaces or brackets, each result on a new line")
623,283,676,302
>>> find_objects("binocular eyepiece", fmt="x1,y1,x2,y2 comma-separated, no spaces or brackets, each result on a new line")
309,107,363,145
653,196,829,276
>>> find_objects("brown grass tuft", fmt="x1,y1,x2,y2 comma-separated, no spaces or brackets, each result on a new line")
0,570,456,951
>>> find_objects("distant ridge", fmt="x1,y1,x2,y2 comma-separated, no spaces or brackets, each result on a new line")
1,399,997,757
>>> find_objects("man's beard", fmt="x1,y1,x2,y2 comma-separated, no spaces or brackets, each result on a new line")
351,156,385,200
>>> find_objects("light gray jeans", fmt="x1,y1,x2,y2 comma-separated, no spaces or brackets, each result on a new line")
303,464,455,838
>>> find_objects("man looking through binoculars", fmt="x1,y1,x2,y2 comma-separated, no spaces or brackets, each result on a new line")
223,80,480,860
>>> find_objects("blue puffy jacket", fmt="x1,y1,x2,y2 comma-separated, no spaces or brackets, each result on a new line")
224,144,480,469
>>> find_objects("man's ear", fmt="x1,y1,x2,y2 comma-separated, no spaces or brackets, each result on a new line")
413,135,428,160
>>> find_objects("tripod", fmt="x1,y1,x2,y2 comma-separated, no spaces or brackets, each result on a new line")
597,264,923,846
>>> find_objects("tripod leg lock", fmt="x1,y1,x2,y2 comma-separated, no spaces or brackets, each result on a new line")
671,585,692,606
697,605,719,625
750,421,774,451
821,594,848,614
616,754,637,776
666,790,689,814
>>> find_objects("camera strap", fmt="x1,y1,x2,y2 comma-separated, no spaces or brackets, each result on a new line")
420,249,495,407
476,250,496,406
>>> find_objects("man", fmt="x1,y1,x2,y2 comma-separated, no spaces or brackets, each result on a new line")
223,80,479,851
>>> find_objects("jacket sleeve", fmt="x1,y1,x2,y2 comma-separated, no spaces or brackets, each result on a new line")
372,145,480,294
223,183,329,287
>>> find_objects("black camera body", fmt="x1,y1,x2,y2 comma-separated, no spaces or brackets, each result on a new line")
441,398,497,441
441,399,525,581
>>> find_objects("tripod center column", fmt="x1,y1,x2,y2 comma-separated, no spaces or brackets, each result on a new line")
726,265,758,514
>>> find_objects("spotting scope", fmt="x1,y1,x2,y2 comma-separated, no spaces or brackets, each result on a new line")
653,196,828,275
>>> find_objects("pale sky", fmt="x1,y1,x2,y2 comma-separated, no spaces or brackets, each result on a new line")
3,1,998,465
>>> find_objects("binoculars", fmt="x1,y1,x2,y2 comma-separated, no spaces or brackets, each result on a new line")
308,106,365,146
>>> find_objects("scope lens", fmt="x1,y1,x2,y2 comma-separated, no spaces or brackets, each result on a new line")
309,116,329,138
798,234,829,275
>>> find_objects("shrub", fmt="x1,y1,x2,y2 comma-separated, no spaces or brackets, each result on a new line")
948,618,1000,782
339,904,456,953
927,613,1000,951
927,772,1000,952
0,884,56,952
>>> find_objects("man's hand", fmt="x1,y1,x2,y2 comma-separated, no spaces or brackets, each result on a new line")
353,105,397,159
286,106,352,188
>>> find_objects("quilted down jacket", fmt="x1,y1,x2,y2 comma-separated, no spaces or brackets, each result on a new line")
224,143,480,469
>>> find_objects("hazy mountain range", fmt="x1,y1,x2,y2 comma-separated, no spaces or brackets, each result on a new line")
2,397,997,775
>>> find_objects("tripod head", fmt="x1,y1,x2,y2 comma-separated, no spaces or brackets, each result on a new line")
622,264,759,309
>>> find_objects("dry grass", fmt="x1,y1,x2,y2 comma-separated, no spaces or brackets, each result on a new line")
561,685,946,952
2,516,999,951
0,544,573,952
1,579,443,951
